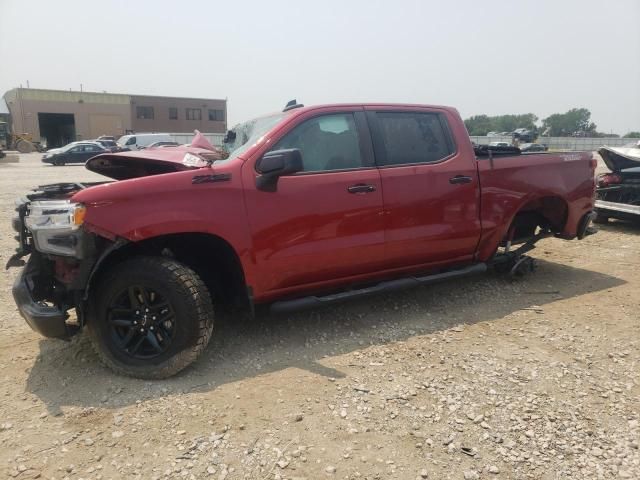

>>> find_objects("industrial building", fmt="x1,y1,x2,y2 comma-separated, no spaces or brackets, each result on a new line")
2,88,227,148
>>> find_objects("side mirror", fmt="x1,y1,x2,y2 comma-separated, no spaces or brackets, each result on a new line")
256,149,303,191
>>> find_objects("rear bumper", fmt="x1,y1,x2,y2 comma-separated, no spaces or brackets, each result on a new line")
595,199,640,219
555,210,596,240
12,260,72,339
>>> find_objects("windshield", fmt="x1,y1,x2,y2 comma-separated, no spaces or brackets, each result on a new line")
117,136,131,147
220,113,286,162
58,142,80,152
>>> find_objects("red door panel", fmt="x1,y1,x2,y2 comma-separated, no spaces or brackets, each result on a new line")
379,158,481,267
366,107,482,269
242,109,385,300
242,169,385,298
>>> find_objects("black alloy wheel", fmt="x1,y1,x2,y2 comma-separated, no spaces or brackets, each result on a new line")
107,285,176,359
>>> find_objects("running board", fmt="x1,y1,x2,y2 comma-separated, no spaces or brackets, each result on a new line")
270,263,487,314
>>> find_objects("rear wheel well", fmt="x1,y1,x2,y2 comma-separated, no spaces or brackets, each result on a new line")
90,233,249,315
506,196,568,243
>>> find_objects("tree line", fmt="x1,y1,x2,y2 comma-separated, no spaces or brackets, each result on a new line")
464,108,639,138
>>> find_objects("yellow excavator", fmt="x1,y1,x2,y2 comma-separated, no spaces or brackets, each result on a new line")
0,122,44,153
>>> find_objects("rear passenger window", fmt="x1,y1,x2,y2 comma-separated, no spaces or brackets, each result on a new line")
376,112,454,166
271,114,363,172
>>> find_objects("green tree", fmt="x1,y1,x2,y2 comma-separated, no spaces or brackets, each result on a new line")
541,108,597,137
464,113,538,136
464,115,493,135
494,114,538,133
623,131,640,138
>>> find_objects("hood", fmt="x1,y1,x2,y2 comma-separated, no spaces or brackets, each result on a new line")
85,146,226,180
598,145,640,172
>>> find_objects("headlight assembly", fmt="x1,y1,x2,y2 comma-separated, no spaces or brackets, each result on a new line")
25,201,86,256
26,201,85,230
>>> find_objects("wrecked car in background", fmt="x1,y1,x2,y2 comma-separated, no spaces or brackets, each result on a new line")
595,141,640,223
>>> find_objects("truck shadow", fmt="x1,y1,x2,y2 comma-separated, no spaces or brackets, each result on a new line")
26,259,625,414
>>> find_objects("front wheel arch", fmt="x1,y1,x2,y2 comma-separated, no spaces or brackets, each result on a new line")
84,232,251,320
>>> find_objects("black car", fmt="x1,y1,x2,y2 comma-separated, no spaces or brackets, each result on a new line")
520,143,548,152
42,142,107,166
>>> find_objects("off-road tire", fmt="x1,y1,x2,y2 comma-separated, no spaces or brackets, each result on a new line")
87,256,214,379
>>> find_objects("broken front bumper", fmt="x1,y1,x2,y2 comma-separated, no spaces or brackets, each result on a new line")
12,256,73,339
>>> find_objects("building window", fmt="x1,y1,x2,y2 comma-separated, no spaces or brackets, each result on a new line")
169,107,178,120
136,106,154,120
186,108,202,121
208,109,225,121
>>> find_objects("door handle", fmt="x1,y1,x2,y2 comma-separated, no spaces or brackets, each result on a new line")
347,183,376,194
449,175,473,185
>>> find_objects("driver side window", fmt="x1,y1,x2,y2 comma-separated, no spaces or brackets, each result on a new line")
271,114,363,172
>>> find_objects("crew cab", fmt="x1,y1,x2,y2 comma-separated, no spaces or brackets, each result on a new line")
9,102,597,378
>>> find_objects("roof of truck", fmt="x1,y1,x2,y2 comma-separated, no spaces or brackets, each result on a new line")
283,102,457,114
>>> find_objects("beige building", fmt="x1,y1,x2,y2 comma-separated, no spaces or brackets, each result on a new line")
130,95,226,135
3,88,227,148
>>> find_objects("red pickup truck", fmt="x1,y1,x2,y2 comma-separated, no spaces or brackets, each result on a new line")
9,102,597,378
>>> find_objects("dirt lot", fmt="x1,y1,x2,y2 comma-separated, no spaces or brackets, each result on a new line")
0,153,638,480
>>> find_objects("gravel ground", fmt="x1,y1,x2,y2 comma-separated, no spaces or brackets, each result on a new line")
0,153,638,480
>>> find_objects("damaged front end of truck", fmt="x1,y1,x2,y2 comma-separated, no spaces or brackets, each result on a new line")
9,182,113,338
8,141,225,340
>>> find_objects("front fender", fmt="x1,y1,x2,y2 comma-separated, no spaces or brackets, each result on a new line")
72,165,255,283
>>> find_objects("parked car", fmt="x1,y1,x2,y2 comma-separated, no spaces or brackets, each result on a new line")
41,141,108,166
144,141,180,149
10,102,597,378
520,143,548,152
489,141,510,147
594,145,640,223
96,135,116,141
116,133,173,150
513,128,536,143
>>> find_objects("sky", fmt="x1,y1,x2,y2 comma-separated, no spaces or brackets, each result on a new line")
1,0,639,134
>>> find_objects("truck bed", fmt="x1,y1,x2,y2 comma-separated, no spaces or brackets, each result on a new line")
475,150,596,260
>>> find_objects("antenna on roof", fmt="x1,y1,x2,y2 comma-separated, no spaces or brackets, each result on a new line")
283,99,304,112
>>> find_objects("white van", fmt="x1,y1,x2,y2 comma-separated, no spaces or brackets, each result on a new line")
117,133,173,150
